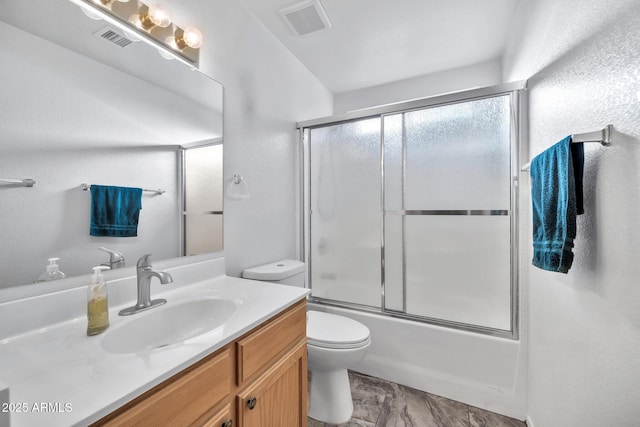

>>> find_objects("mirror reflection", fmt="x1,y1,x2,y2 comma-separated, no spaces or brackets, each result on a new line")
0,0,223,289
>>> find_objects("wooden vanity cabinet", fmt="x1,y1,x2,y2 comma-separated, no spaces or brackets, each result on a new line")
235,301,307,427
93,299,307,427
236,340,307,427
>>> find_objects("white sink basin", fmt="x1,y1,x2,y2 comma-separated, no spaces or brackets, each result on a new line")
101,298,236,354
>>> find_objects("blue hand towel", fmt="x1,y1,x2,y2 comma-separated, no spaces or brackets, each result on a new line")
90,185,143,237
530,136,584,273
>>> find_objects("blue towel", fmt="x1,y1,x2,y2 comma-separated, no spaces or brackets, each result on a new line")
90,185,143,237
530,136,584,273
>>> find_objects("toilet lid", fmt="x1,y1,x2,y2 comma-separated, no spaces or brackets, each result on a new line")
307,311,370,349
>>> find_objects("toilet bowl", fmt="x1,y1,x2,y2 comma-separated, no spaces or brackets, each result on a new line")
242,260,371,424
307,310,370,424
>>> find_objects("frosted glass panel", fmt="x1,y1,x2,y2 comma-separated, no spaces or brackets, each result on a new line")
383,215,404,311
404,96,511,210
309,119,381,308
404,216,511,330
185,214,223,256
305,91,516,334
383,114,403,210
185,144,223,212
184,144,223,255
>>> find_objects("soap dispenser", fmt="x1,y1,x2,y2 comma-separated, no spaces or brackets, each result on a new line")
87,266,110,336
36,258,66,282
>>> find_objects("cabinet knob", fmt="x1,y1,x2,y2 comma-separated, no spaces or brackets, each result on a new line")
247,397,257,410
221,420,233,427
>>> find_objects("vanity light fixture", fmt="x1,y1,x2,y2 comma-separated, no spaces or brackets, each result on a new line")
92,0,130,7
73,0,202,65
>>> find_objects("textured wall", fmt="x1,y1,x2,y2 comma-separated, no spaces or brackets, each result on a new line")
504,1,640,426
157,0,333,277
334,59,502,114
119,0,335,276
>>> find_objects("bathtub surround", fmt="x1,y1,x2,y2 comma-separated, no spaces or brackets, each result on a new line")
504,0,640,425
310,301,527,419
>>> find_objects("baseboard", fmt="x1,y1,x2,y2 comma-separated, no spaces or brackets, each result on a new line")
526,415,535,427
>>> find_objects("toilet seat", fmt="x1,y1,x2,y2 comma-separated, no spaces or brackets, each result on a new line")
307,311,371,349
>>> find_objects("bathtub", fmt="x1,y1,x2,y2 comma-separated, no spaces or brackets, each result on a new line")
308,301,528,420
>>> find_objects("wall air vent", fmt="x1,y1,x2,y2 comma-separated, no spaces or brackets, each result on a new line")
279,0,332,36
93,26,134,48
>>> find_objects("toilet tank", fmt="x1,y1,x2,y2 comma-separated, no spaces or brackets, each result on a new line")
242,259,306,287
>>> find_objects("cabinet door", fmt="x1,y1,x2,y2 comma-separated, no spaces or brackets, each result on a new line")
237,340,307,427
236,301,306,385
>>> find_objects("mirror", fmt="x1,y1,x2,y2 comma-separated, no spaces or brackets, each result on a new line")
0,0,223,289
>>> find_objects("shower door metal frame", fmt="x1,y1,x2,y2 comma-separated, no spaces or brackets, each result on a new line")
299,81,526,340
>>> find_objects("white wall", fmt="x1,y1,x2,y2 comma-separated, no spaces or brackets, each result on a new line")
160,0,334,276
333,59,502,114
504,1,640,426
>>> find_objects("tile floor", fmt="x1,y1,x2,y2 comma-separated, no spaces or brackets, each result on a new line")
308,371,526,427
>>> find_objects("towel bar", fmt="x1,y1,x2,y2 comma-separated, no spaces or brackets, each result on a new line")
81,183,165,195
0,177,36,187
521,124,612,171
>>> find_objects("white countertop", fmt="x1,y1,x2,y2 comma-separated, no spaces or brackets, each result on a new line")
0,260,309,427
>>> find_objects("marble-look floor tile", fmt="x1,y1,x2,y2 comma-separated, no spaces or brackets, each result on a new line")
468,406,526,427
376,383,471,427
308,415,375,427
423,392,470,427
349,372,395,423
309,371,525,427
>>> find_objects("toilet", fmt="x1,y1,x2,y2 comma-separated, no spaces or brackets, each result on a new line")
242,259,371,424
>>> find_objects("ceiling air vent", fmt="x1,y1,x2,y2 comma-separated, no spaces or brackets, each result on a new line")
93,26,134,48
279,0,332,36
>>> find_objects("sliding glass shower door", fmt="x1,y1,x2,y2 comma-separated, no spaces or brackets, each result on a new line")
305,89,519,335
307,118,382,308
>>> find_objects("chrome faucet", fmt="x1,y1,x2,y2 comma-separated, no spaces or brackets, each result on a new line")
119,254,173,316
99,247,125,269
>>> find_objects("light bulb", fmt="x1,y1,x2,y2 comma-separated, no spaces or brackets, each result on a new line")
182,27,202,49
173,27,202,50
134,4,172,31
147,4,171,28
